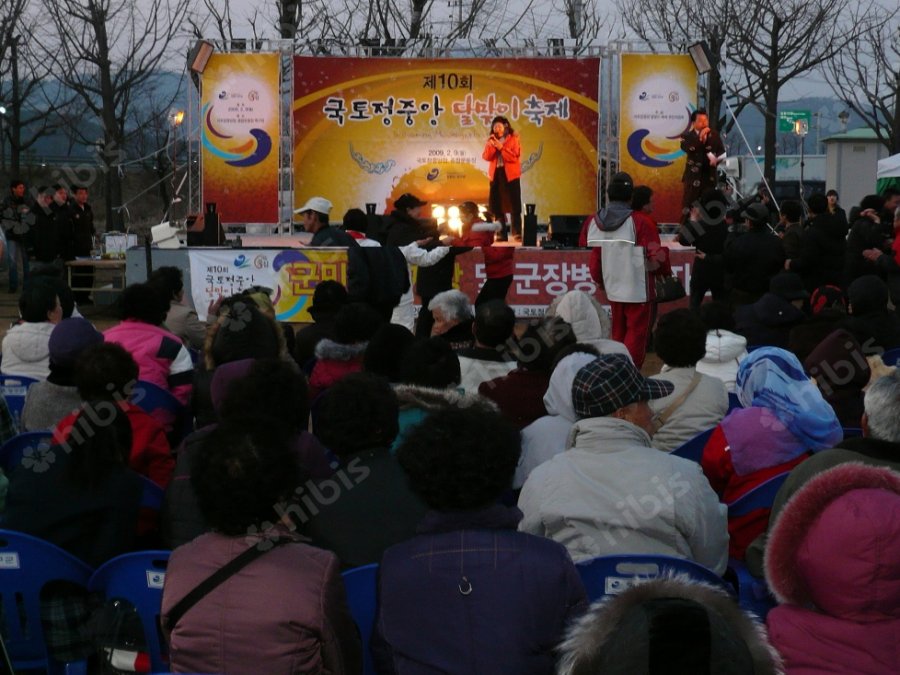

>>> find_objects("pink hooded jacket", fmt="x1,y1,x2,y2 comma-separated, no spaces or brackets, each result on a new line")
764,463,900,674
104,320,193,405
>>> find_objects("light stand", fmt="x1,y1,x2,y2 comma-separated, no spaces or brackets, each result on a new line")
794,118,809,209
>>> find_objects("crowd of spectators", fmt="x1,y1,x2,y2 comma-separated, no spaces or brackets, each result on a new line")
0,182,898,673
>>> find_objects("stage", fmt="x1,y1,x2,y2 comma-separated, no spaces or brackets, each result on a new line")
126,236,695,323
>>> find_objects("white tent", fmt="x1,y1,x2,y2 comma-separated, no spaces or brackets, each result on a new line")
877,153,900,193
877,153,900,180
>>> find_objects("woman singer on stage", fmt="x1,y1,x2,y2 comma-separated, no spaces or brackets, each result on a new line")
482,116,522,240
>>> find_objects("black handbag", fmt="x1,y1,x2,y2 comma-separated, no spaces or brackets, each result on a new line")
654,275,686,303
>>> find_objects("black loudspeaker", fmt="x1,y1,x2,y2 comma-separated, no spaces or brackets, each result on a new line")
523,213,537,246
203,211,224,246
548,215,588,248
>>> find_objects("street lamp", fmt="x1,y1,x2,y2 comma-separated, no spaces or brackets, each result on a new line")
794,119,809,203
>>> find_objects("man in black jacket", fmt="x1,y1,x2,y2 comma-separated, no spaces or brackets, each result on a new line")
31,185,64,271
785,193,847,291
0,179,34,292
723,202,785,307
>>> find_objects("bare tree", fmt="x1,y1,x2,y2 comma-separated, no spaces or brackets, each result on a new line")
825,10,900,153
725,0,881,185
42,0,192,230
0,0,28,174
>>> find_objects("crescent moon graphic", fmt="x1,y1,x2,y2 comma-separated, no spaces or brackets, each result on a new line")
226,128,272,167
273,250,308,271
627,129,672,168
204,104,232,139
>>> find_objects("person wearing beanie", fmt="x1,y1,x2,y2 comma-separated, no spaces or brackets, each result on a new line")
844,274,900,352
764,463,900,674
20,318,103,431
724,202,786,307
579,172,672,367
518,353,729,572
294,280,348,368
558,575,784,675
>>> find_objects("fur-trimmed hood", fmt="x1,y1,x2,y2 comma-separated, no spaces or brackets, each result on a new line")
764,462,900,617
313,338,368,362
392,383,498,413
558,574,783,675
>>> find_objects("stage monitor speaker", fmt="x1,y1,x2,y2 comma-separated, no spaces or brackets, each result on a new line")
548,215,588,248
189,205,224,246
523,213,537,246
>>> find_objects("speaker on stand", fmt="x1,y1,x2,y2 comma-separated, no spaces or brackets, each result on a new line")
523,203,538,246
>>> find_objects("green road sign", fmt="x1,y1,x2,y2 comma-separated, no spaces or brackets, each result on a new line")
779,110,812,133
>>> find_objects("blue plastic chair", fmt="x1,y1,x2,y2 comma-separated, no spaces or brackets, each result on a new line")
576,554,733,602
726,472,790,518
141,476,165,510
670,427,715,463
882,347,900,367
0,529,93,673
0,430,55,472
342,563,378,675
727,392,742,412
0,374,40,429
726,559,777,620
130,380,192,445
88,551,171,674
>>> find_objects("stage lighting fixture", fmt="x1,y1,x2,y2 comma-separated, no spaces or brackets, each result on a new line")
188,40,215,75
688,41,713,75
447,205,460,219
432,205,446,220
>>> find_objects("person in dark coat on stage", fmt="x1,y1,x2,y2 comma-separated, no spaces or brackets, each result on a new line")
680,109,725,223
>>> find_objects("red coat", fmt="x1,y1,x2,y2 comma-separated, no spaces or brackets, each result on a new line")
54,401,174,488
482,133,522,181
701,421,808,559
454,225,515,279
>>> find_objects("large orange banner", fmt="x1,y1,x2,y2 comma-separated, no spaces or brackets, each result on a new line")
292,57,599,219
201,53,280,224
619,54,697,223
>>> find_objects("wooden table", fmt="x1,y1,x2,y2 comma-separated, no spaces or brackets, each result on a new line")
65,258,127,294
